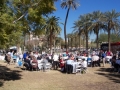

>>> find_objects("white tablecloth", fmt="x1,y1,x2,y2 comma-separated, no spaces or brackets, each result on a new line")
71,62,81,73
105,56,112,61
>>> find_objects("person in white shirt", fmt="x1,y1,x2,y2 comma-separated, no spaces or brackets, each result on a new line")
53,53,59,70
80,59,88,74
8,50,14,64
81,58,87,68
92,54,99,67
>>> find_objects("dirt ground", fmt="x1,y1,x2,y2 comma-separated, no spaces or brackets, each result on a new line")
0,60,120,90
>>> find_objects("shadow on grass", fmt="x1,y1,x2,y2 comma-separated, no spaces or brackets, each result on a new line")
0,64,22,87
95,67,120,83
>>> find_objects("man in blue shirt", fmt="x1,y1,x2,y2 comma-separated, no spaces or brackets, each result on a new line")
23,52,29,61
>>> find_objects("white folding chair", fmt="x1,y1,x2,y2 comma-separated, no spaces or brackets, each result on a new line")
38,60,43,71
46,63,52,71
75,64,82,75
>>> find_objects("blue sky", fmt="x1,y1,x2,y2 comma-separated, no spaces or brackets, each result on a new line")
52,0,120,40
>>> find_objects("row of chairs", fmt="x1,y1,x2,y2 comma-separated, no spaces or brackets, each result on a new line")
23,61,52,72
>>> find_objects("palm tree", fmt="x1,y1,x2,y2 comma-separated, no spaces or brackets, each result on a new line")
45,16,61,54
72,32,78,48
61,0,80,52
103,10,120,51
90,11,104,49
73,20,84,51
74,14,92,50
55,37,63,49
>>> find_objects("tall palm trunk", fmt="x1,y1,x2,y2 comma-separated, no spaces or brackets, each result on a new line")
47,36,49,49
79,35,81,51
82,37,84,49
75,36,77,48
96,32,99,49
68,37,69,49
95,24,99,49
71,38,73,48
64,7,70,52
24,33,26,52
85,25,88,50
85,34,89,50
108,21,111,51
50,30,53,54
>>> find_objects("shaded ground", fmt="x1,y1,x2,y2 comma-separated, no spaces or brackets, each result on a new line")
0,61,120,90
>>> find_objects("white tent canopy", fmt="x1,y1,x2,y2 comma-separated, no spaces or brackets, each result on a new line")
9,46,17,49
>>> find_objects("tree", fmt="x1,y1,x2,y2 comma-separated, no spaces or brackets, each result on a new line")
89,11,104,49
103,10,120,51
73,20,84,51
75,14,92,50
12,0,57,23
45,16,61,53
7,0,58,51
0,0,19,49
98,33,120,43
61,0,80,52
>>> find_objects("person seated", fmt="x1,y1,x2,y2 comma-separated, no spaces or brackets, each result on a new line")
80,58,88,73
69,54,75,60
37,54,42,60
111,54,116,66
66,58,74,74
114,57,120,72
59,57,65,72
41,56,48,72
91,54,100,67
87,55,92,66
31,56,38,71
81,58,87,69
24,56,31,70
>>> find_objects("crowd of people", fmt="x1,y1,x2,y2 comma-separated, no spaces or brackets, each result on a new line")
3,49,120,74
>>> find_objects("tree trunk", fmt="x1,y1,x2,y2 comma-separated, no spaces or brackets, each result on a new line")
71,38,73,49
108,22,111,51
83,37,84,50
108,30,111,51
86,34,89,50
24,34,26,52
96,32,99,49
50,31,53,54
79,35,81,51
64,7,70,52
68,37,69,49
75,36,77,49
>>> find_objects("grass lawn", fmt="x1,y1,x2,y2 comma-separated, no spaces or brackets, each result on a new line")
0,61,120,90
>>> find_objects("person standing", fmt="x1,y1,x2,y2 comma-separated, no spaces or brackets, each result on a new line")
8,50,14,64
102,51,106,67
53,53,59,70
